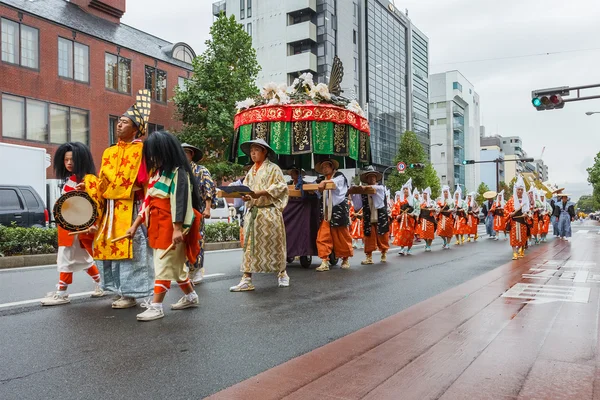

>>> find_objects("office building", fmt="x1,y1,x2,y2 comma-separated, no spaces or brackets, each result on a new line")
215,0,430,168
429,70,481,190
0,0,194,177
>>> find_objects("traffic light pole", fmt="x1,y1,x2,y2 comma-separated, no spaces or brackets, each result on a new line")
464,158,534,192
560,83,600,103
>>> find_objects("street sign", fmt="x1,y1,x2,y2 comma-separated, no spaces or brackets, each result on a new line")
397,162,406,174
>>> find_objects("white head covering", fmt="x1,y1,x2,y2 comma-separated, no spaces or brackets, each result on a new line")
399,178,413,203
422,187,433,207
495,189,505,206
538,189,546,202
467,191,477,208
513,175,530,212
413,188,420,200
394,191,402,201
453,184,462,206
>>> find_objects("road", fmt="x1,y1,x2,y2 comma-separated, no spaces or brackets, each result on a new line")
0,223,594,399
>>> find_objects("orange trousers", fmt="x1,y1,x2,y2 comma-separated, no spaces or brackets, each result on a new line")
316,220,354,260
363,224,390,255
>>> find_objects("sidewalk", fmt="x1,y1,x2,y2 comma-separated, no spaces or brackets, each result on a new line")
208,224,600,399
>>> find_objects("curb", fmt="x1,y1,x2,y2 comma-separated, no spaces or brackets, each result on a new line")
0,241,242,270
0,254,57,270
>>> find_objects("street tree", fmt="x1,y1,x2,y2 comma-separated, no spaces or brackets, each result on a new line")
577,195,599,213
173,13,261,182
586,151,600,206
476,182,490,205
386,131,441,197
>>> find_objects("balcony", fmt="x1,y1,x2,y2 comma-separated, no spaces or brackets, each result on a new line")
287,21,317,43
452,109,464,117
287,52,317,73
287,0,317,13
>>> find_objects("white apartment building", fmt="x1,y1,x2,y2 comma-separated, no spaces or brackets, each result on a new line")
213,0,430,169
429,70,481,191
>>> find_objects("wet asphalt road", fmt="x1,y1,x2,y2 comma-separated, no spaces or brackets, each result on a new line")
1,225,591,400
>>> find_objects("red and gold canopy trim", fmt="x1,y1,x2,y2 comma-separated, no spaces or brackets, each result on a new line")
234,103,370,134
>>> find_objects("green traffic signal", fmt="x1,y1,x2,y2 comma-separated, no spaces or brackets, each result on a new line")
532,97,542,107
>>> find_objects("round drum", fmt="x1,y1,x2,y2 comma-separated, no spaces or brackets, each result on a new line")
53,191,97,231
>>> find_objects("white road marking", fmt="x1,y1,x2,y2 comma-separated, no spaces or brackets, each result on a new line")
576,230,590,234
502,283,590,304
0,274,225,311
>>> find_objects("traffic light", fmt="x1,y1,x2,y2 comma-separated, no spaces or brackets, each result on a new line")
521,158,534,162
531,87,569,111
409,163,425,169
462,160,475,165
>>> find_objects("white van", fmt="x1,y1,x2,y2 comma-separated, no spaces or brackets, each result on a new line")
205,198,234,224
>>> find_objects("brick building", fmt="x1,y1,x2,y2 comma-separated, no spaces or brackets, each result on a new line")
0,0,195,178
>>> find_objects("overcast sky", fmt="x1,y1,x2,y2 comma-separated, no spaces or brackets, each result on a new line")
123,0,600,192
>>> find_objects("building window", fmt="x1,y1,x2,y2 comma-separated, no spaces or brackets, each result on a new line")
50,104,69,144
58,38,89,82
145,66,168,103
452,81,462,92
177,76,189,92
147,123,165,134
240,0,245,19
247,0,252,17
109,115,119,145
354,57,358,73
353,30,357,44
247,23,252,37
1,94,88,145
469,88,472,94
436,101,446,108
173,45,194,64
441,152,446,158
437,118,447,125
105,53,131,93
1,18,39,69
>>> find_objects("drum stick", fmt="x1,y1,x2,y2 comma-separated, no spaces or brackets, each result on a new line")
68,229,89,236
111,234,130,243
159,228,190,260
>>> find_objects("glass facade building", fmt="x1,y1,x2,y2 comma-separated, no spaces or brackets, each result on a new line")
411,30,430,159
366,0,407,167
453,103,465,187
365,0,429,167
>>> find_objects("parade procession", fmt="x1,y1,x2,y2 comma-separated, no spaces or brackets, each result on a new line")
39,62,578,323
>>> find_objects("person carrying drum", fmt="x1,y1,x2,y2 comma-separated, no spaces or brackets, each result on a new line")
313,158,353,272
392,179,420,256
126,131,202,321
492,190,507,241
453,186,467,245
538,190,552,242
181,143,216,286
87,90,155,309
352,166,389,265
418,187,437,252
41,143,104,306
465,192,479,242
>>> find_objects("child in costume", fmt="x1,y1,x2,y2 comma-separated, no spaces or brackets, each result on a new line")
127,131,202,321
41,142,104,306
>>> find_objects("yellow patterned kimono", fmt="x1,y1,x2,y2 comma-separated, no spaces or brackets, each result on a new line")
93,140,145,260
241,160,288,274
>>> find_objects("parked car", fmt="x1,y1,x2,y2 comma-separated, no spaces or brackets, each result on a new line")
204,198,235,224
0,185,47,228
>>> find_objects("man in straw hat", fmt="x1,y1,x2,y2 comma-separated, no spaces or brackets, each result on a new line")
85,89,154,309
314,158,353,271
351,166,389,265
229,139,290,291
505,175,530,260
549,185,565,237
181,143,216,285
552,192,575,241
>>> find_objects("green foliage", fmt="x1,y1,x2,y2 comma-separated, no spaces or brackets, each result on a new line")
386,131,441,196
497,181,510,195
587,151,600,206
0,225,57,256
577,195,599,213
476,182,490,205
173,14,260,181
204,222,240,243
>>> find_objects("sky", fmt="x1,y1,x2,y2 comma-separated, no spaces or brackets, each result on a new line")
122,0,600,194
